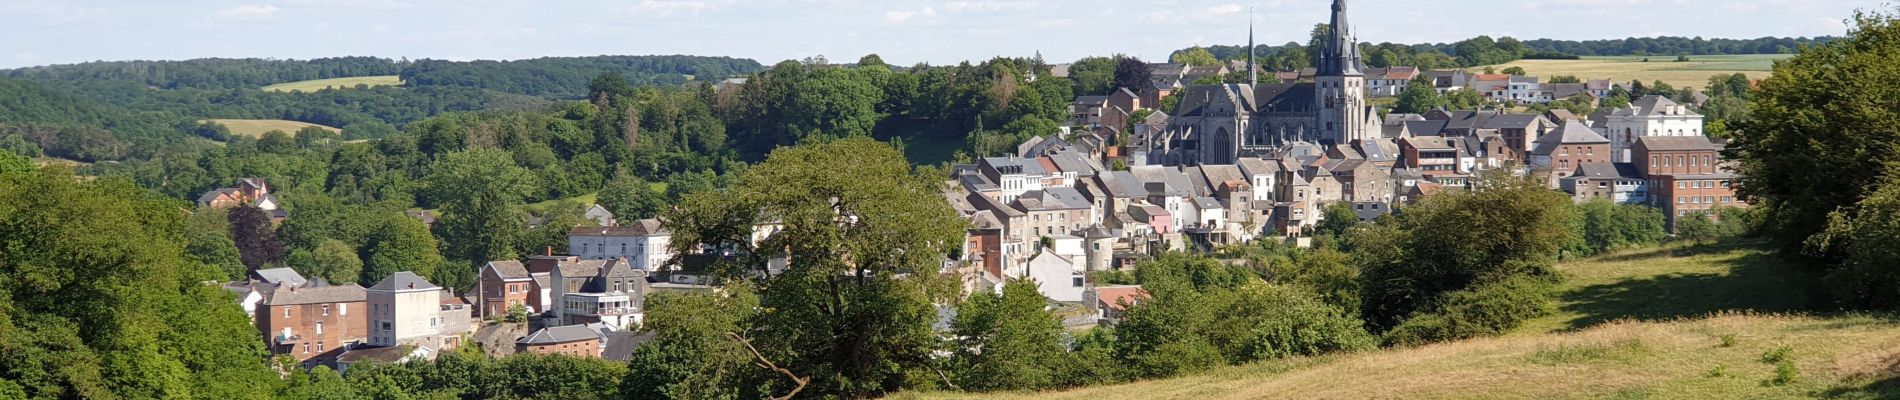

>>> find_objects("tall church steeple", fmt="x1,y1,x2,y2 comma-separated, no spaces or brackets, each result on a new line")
1247,8,1257,85
1319,0,1363,77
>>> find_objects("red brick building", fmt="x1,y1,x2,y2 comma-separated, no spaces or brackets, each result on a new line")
1635,136,1746,228
256,284,368,364
478,260,537,317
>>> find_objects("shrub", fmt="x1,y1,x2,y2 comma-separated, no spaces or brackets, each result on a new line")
1769,359,1799,386
1384,274,1556,346
1719,334,1738,348
1761,345,1794,363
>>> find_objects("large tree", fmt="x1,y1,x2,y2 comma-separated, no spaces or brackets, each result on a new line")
228,205,286,271
1732,8,1900,308
950,279,1068,391
0,166,279,398
1112,57,1154,96
662,137,966,398
1392,78,1443,114
424,149,535,273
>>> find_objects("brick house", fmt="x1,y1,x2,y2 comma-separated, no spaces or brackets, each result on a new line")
477,260,538,318
515,324,606,358
256,284,368,365
1635,136,1745,228
1530,120,1612,187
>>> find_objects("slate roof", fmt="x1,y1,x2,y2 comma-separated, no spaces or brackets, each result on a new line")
518,325,605,345
1358,139,1399,162
1637,136,1719,152
1191,197,1223,209
252,267,309,287
1046,150,1100,176
1197,165,1248,193
1532,120,1612,155
570,219,668,236
339,345,418,364
555,259,633,280
1094,171,1150,199
1404,120,1450,137
1129,166,1195,197
197,189,238,203
485,261,531,280
264,284,367,305
980,156,1050,176
601,331,655,362
1015,187,1093,211
370,271,439,292
1570,162,1644,180
1481,114,1546,130
1236,157,1281,178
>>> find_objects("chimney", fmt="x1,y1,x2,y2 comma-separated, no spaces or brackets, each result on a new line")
407,282,415,289
546,246,553,257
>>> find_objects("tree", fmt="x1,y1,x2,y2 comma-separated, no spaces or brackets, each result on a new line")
1393,79,1443,114
1170,47,1221,67
257,130,297,154
228,205,285,270
1501,66,1527,76
785,68,883,142
1731,7,1900,288
0,168,279,398
1441,88,1486,110
623,287,763,399
950,279,1068,391
1113,57,1154,96
1358,172,1572,338
362,215,445,286
291,238,364,285
1316,201,1361,238
661,138,966,398
425,149,534,274
1068,56,1118,96
294,126,337,148
184,208,246,280
1548,75,1582,84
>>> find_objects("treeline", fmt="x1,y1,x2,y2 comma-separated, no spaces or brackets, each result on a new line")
402,55,764,98
1,56,402,90
1189,33,1833,71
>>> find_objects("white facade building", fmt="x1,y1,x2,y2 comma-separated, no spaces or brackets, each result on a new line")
1026,252,1084,303
1594,95,1705,162
367,272,463,351
568,219,672,272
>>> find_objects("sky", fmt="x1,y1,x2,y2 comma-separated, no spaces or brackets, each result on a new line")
0,0,1881,69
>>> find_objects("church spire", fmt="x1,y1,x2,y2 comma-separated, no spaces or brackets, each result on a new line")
1247,7,1257,86
1320,0,1363,76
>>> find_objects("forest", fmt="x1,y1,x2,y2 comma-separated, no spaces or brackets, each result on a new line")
1184,31,1833,71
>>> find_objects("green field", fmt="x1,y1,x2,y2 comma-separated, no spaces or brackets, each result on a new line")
893,242,1900,400
261,75,403,92
1472,54,1790,90
202,119,342,138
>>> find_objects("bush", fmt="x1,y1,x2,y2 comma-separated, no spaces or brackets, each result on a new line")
1384,274,1555,346
1761,345,1794,363
1769,359,1800,386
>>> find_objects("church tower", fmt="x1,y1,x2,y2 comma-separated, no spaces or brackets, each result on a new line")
1314,0,1370,145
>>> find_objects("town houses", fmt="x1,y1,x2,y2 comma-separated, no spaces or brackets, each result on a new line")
213,0,1749,376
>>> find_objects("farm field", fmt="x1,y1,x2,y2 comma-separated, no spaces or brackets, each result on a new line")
260,75,403,92
202,119,343,138
894,242,1900,400
1472,54,1790,89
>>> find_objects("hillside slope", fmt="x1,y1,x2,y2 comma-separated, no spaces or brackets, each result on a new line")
895,243,1900,399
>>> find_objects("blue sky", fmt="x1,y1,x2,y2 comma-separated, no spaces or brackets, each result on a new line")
0,0,1879,69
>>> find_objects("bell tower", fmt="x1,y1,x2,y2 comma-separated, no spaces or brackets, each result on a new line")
1314,0,1369,145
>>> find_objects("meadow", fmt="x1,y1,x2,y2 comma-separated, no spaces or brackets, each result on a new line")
202,119,343,138
260,75,404,92
892,242,1900,399
1473,54,1790,89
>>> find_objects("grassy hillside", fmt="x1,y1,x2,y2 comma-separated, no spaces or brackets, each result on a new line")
202,118,342,138
1472,54,1788,89
261,75,404,92
894,243,1900,399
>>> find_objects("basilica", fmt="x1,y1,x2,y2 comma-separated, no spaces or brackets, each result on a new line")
1148,0,1382,166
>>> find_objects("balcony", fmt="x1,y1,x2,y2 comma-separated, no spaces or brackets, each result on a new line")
275,333,303,344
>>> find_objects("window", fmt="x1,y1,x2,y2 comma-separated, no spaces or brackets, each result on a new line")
316,322,323,335
1651,156,1659,170
1072,277,1084,287
284,307,291,319
303,344,310,354
1678,196,1687,204
1677,182,1686,189
322,305,330,316
317,343,324,353
339,303,346,316
430,317,438,327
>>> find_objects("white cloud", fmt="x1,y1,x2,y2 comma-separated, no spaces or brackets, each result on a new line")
628,0,729,16
1207,4,1242,15
943,1,1034,13
212,4,280,19
884,7,937,24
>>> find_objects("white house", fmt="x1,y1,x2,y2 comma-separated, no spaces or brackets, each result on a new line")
568,219,672,272
583,204,616,227
1593,95,1705,162
366,272,465,351
549,258,647,329
1025,252,1084,303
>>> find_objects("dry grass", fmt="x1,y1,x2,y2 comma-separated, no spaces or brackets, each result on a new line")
201,119,341,138
1470,55,1789,89
260,75,403,92
895,314,1900,400
890,243,1900,400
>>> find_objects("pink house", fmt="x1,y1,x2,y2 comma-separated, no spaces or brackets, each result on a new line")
1132,204,1172,234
